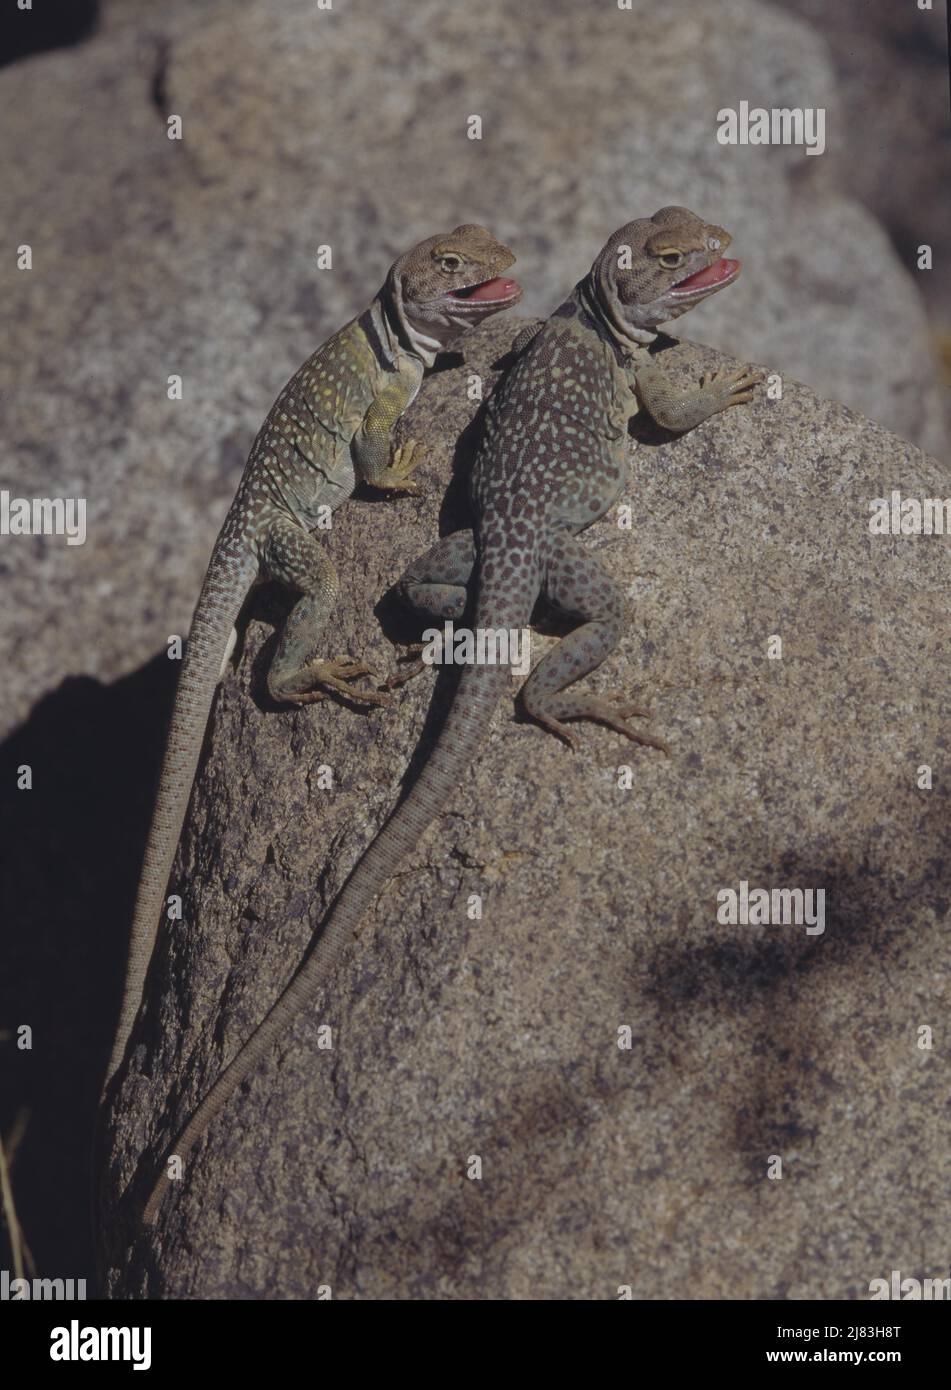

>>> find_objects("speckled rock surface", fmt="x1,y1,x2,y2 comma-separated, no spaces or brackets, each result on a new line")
100,317,951,1299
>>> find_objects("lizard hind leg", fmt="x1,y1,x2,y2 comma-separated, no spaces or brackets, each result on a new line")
520,535,668,753
262,515,390,707
387,529,475,688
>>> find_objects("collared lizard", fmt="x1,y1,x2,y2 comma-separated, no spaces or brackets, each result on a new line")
140,206,761,1224
104,226,522,1095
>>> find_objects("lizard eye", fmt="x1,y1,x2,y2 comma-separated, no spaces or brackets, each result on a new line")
439,254,463,273
708,237,722,251
659,251,684,270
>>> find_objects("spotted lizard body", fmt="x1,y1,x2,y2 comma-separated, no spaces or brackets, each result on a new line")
104,226,521,1095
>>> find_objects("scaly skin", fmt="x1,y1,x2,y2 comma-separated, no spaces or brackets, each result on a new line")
140,207,762,1226
103,227,521,1099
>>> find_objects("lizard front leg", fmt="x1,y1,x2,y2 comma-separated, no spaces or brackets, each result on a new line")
635,359,763,433
262,514,390,706
352,360,427,495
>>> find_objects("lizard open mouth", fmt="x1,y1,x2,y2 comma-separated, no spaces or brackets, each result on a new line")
670,257,740,297
447,276,523,306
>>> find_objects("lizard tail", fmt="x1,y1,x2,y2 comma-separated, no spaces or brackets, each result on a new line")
142,590,525,1225
104,544,257,1094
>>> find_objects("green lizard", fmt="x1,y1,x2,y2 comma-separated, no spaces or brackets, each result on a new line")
104,225,521,1095
141,206,761,1224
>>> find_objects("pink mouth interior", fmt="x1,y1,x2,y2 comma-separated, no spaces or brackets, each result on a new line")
451,276,522,301
672,257,740,292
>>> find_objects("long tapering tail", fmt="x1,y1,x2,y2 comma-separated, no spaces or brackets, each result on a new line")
104,544,257,1093
142,591,525,1224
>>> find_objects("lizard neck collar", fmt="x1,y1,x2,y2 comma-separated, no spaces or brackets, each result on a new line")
380,272,445,369
579,273,658,357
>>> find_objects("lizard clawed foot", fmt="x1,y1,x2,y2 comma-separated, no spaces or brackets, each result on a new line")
272,656,393,707
371,440,427,496
525,692,669,754
525,707,583,750
700,364,765,409
385,642,429,689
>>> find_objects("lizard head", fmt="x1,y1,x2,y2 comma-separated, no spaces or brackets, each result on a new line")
589,206,741,335
388,224,523,348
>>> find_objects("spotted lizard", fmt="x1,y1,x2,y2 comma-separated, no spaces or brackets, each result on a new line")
104,226,522,1097
141,206,760,1223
